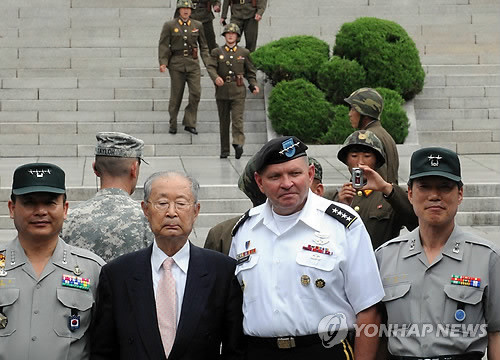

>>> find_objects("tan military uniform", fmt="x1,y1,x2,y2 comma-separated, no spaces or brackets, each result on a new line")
221,0,267,52
331,185,418,250
158,17,210,131
365,121,400,185
203,215,239,255
0,238,104,360
376,226,500,357
206,44,257,156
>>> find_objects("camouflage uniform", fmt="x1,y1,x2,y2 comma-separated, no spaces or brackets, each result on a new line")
62,188,153,262
204,152,266,254
331,130,417,249
159,0,211,133
206,23,258,158
344,88,400,185
175,0,221,51
221,0,267,52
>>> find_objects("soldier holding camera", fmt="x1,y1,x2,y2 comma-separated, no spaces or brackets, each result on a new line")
332,130,418,249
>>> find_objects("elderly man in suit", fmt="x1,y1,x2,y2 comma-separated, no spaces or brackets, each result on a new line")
90,171,244,360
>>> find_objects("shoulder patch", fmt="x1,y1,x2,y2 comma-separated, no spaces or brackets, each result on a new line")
325,204,357,228
231,210,251,237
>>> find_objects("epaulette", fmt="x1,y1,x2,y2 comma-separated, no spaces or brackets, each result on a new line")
231,210,251,237
70,246,106,266
325,204,357,229
466,237,500,256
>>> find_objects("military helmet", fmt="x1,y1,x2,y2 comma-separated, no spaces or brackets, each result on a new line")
238,153,267,207
308,157,323,183
337,130,386,169
222,23,241,36
176,0,194,9
344,88,384,120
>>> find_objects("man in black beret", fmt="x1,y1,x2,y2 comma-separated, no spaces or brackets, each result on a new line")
229,136,384,360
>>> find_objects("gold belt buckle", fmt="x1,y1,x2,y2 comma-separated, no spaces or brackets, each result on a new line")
183,49,189,56
277,337,295,349
225,76,232,82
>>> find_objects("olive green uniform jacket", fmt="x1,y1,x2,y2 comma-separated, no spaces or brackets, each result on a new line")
203,216,239,255
365,121,400,185
221,0,267,19
331,185,418,250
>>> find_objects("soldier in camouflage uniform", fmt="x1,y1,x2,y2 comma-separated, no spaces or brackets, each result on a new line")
206,23,259,159
62,132,154,262
159,0,211,135
309,156,324,197
174,0,221,51
204,152,266,254
220,0,267,52
331,130,417,249
344,87,400,185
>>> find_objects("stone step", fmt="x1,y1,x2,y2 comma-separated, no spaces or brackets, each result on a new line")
415,108,489,120
415,97,500,109
424,64,500,75
416,118,500,131
418,130,493,143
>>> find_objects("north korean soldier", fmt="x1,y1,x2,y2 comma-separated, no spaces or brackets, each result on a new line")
376,147,500,358
175,0,221,51
62,132,154,262
344,88,400,185
230,136,384,360
308,157,324,197
159,0,211,135
0,163,104,360
206,23,259,159
332,130,417,249
220,0,267,52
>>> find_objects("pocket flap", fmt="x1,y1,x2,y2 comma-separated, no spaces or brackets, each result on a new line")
444,285,483,305
0,288,19,307
56,287,93,311
383,283,410,302
296,251,336,271
235,255,259,276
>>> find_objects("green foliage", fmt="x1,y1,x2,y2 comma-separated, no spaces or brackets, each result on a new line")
376,87,409,144
268,79,333,143
333,17,425,100
319,105,353,144
317,56,367,104
252,36,330,86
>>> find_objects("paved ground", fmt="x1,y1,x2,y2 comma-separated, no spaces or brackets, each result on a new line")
0,152,499,247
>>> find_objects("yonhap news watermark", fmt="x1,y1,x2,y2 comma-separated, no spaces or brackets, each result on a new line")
318,313,488,348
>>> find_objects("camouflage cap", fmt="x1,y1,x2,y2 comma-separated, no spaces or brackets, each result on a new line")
344,87,384,120
337,130,386,169
409,147,462,186
12,163,65,195
95,132,147,162
176,0,194,8
309,157,322,183
254,136,308,173
222,23,241,36
238,153,267,207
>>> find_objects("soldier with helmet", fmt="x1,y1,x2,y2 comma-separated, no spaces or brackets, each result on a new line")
159,0,210,135
332,130,417,249
206,23,259,159
344,87,400,185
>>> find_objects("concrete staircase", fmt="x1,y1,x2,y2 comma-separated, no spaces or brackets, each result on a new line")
0,0,499,237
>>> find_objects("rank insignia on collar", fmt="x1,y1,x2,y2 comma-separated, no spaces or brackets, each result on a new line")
451,275,481,288
62,274,90,291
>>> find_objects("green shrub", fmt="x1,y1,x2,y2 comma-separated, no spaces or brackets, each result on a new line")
376,87,409,144
317,56,367,104
333,17,425,100
252,36,330,86
320,88,409,144
319,105,352,144
268,79,333,143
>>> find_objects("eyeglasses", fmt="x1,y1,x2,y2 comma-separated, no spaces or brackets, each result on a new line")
147,200,194,212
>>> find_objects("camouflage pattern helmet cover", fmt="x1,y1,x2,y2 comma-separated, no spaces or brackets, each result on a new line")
222,23,241,36
176,0,194,9
337,130,386,169
238,153,267,207
308,157,322,183
344,87,384,120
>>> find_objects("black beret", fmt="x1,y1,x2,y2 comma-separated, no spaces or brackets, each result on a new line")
254,136,308,172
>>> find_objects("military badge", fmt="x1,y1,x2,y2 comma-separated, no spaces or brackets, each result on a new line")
313,232,329,245
300,275,310,286
174,28,179,33
236,248,256,260
0,312,7,330
69,314,80,331
0,253,6,277
428,154,442,167
219,54,224,60
315,279,326,288
73,264,82,276
280,138,299,158
192,28,199,32
62,274,90,291
302,244,332,255
451,275,481,288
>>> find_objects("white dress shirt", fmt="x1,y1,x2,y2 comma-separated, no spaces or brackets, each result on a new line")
151,240,190,325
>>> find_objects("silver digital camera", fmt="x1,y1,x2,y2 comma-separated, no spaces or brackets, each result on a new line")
351,168,366,190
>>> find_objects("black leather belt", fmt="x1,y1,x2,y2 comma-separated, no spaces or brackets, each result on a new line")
246,334,323,349
390,352,483,360
172,49,192,57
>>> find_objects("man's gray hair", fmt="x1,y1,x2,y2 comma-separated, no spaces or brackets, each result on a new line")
143,171,200,203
